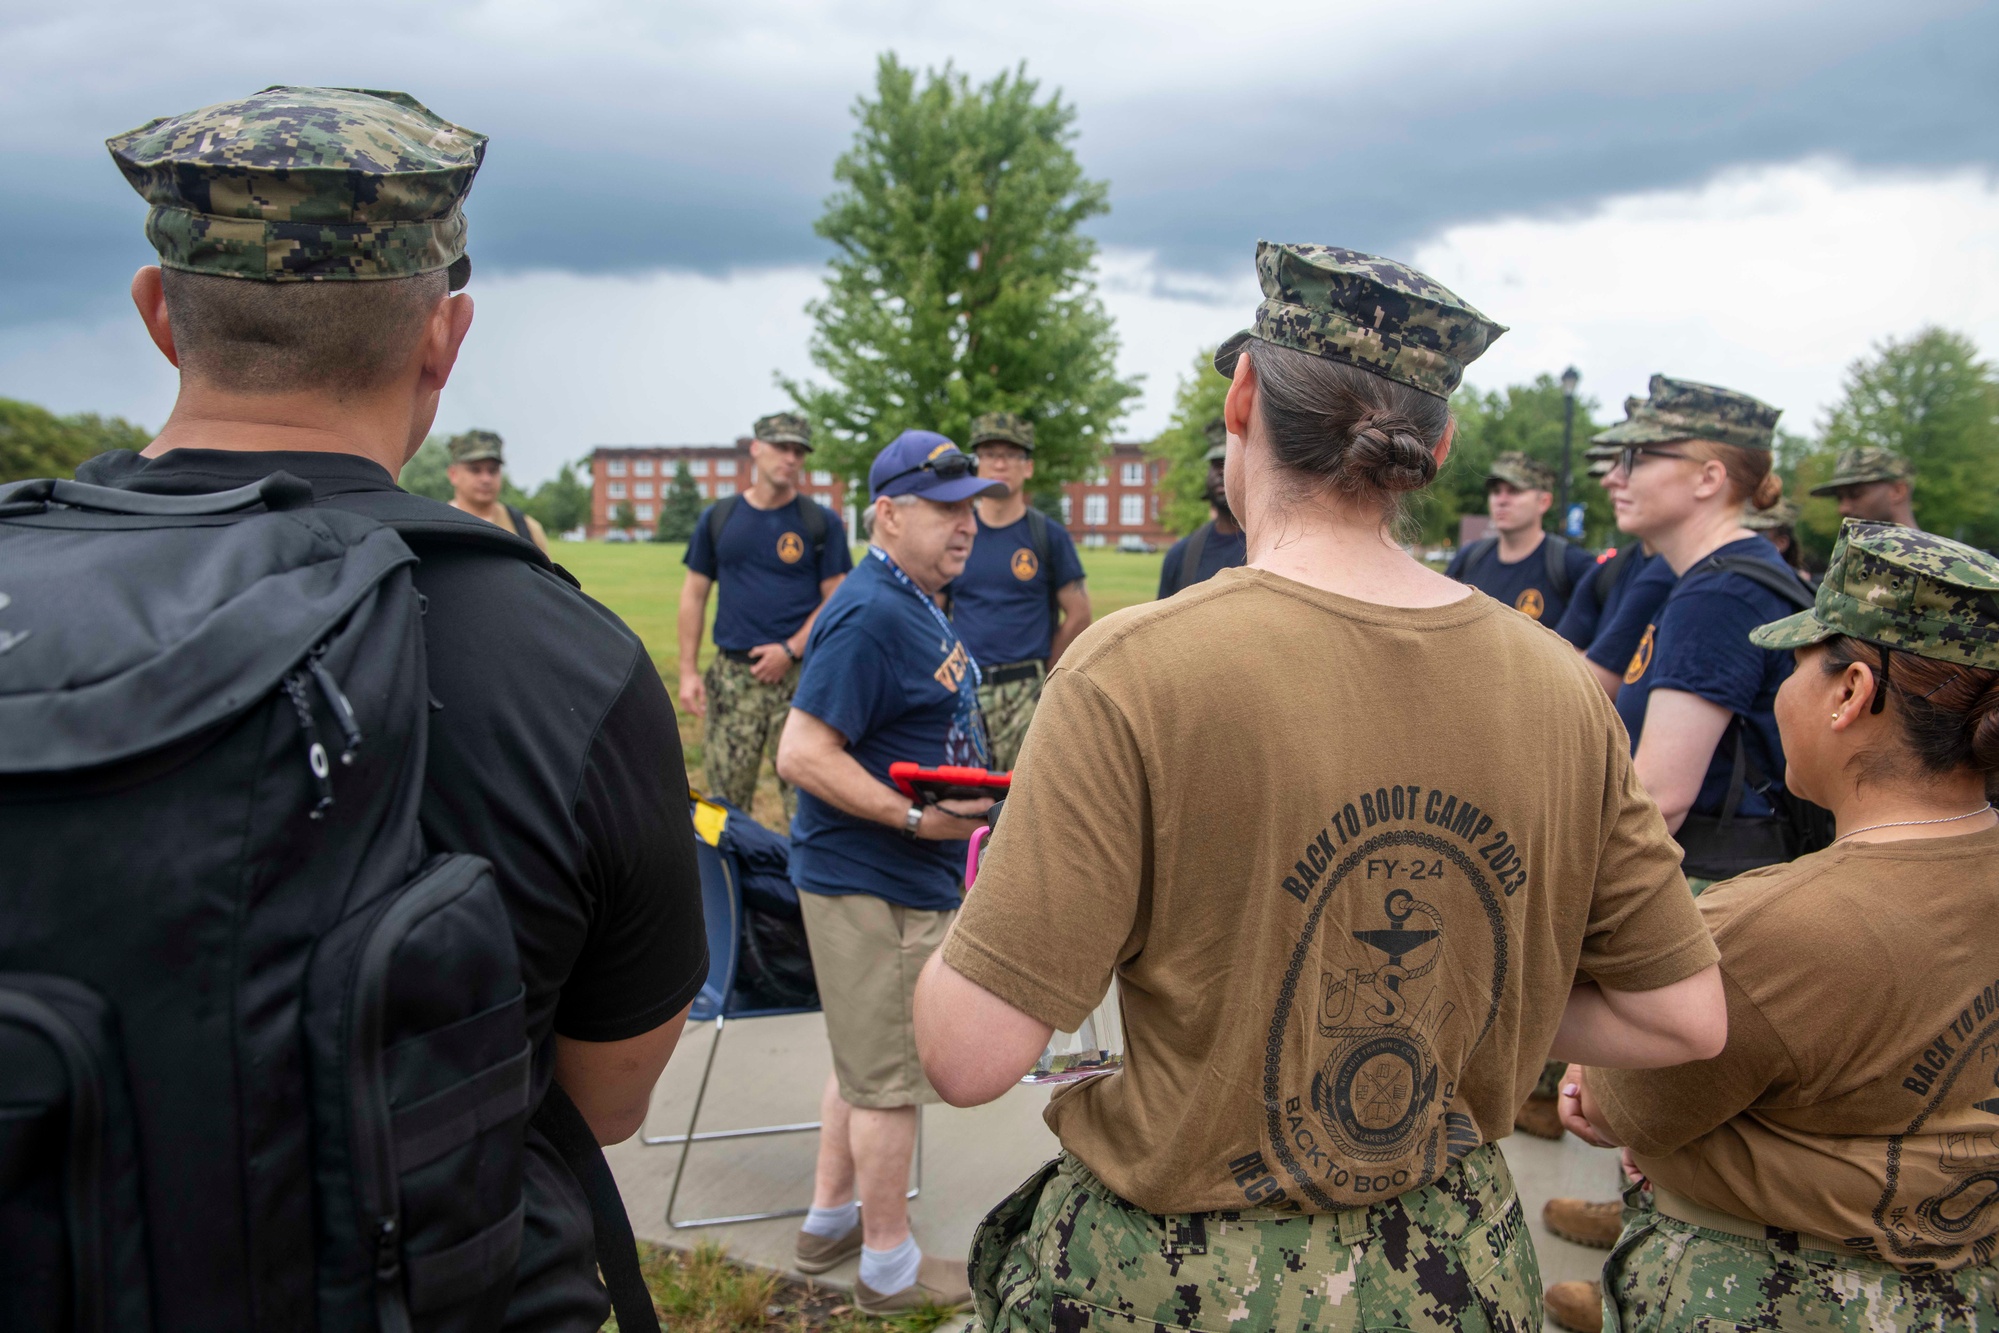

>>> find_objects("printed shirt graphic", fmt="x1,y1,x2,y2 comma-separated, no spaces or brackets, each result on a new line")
1583,554,1676,678
949,511,1086,665
684,495,853,651
943,568,1714,1213
789,554,989,911
1444,535,1597,626
1592,827,1999,1271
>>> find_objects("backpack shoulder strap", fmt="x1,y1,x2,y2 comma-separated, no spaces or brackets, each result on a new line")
503,503,532,542
531,1083,661,1333
319,490,578,588
1542,533,1572,600
1701,555,1815,612
1464,536,1499,574
1181,521,1210,590
1024,507,1059,617
797,496,828,556
706,495,740,551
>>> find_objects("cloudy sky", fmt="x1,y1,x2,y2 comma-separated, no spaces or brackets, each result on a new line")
2,0,1995,485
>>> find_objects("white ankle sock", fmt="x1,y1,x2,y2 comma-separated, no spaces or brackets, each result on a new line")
801,1200,859,1238
859,1235,920,1294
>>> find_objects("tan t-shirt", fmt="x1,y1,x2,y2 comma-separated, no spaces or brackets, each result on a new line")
943,567,1716,1214
1592,827,1999,1272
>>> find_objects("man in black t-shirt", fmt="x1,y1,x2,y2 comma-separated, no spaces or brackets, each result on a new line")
94,85,707,1332
1445,451,1596,625
1157,419,1248,598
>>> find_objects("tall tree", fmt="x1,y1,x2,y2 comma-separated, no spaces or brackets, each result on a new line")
654,461,703,542
525,459,592,536
1145,350,1229,536
1428,376,1608,548
781,54,1140,504
1792,327,1999,554
0,398,149,482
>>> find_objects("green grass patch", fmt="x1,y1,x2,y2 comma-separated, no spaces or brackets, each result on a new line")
605,1241,960,1333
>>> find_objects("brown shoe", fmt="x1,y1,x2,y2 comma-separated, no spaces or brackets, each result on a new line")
1544,1197,1624,1249
855,1253,972,1315
793,1220,863,1275
1514,1094,1566,1141
1544,1279,1605,1333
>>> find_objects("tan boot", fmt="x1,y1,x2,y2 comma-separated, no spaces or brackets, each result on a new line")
1543,1196,1624,1249
1513,1094,1566,1141
1544,1279,1605,1332
856,1253,972,1315
793,1219,863,1274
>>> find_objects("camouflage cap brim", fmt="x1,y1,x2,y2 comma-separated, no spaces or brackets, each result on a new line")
451,444,503,464
1590,416,1697,447
1808,469,1905,497
1214,329,1252,379
1204,444,1227,463
1748,608,1838,652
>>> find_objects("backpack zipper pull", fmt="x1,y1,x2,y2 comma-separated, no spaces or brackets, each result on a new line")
282,672,335,818
306,646,364,764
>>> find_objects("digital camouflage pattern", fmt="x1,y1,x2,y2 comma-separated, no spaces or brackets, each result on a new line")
977,667,1045,773
1810,445,1916,495
1487,451,1556,492
1592,374,1781,452
1214,242,1506,401
968,1147,1539,1332
1749,519,1999,670
1605,1191,1999,1333
754,412,812,449
108,87,485,286
446,430,505,464
971,412,1036,452
701,652,800,820
1740,497,1799,531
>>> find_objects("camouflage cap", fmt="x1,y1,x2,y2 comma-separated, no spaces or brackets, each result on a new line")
1741,497,1800,530
970,412,1035,452
1213,242,1506,400
107,87,485,289
1487,451,1556,492
1808,446,1914,496
1592,374,1780,451
1749,520,1999,670
1203,416,1227,462
447,430,504,465
753,412,812,450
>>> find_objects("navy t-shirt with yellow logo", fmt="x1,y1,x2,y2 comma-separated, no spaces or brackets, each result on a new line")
1444,534,1597,626
684,495,852,652
949,511,1086,666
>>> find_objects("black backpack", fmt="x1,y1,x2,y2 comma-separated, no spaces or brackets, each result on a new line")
1458,532,1576,601
706,492,830,559
0,474,655,1333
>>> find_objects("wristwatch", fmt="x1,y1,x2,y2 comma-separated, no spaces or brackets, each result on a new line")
783,641,801,662
901,804,924,840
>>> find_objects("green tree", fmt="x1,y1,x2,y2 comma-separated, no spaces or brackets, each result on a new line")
1425,376,1609,549
0,398,149,482
398,435,454,500
525,459,591,536
1144,349,1229,536
1792,327,1999,555
781,54,1140,505
654,461,703,542
610,501,638,535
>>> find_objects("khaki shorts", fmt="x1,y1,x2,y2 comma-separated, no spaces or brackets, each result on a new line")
798,889,955,1109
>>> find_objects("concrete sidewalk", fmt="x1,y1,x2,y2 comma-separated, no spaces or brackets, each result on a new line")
610,1010,1621,1305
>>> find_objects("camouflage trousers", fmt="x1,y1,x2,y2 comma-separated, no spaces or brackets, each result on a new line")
975,662,1045,773
701,652,800,821
966,1145,1540,1332
1604,1178,1999,1331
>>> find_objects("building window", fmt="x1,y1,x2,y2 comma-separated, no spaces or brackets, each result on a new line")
1084,494,1108,526
634,460,654,477
1087,466,1107,485
811,469,833,485
697,483,709,498
607,460,627,477
633,483,653,499
1151,495,1160,519
814,492,834,508
1119,495,1144,526
607,482,627,499
1083,533,1107,548
1121,461,1144,487
635,504,654,521
715,482,736,498
715,459,738,477
1060,495,1073,524
690,459,708,476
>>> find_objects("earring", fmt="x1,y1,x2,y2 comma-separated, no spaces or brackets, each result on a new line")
1832,712,1843,723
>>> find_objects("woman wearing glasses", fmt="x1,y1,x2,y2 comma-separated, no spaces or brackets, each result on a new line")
1565,520,1999,1331
1595,376,1805,892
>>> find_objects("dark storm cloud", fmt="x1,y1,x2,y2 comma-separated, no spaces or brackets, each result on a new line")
0,0,1992,328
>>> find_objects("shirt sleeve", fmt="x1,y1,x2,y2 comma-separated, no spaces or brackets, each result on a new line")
554,656,710,1041
684,504,719,576
1586,567,1673,675
1553,579,1601,649
1576,710,1721,992
792,611,900,745
1051,525,1086,587
1644,587,1770,714
942,666,1146,1030
1565,544,1597,591
817,506,854,578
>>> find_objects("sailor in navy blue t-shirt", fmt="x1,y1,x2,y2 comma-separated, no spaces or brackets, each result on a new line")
1158,423,1247,598
1571,549,1676,697
1444,451,1596,626
772,430,1006,1305
678,412,853,818
950,412,1091,770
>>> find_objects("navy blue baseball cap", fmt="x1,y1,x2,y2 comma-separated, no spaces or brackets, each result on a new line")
869,430,1008,503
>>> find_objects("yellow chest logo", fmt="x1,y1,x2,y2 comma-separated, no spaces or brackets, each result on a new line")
933,642,971,691
776,532,805,564
1011,548,1039,581
1514,588,1545,620
1625,625,1656,685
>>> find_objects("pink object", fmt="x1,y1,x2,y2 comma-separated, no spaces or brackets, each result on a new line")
965,825,991,888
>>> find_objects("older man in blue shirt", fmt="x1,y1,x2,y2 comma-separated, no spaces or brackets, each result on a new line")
775,430,1004,1315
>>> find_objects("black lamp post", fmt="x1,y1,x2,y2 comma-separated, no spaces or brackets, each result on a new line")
1558,366,1580,532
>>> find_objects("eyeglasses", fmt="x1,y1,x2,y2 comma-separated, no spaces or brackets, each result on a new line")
1606,445,1690,478
878,452,980,489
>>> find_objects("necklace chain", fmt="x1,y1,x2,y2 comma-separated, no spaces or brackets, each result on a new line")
1834,803,1995,843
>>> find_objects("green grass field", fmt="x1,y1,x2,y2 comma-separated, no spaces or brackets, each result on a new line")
553,539,1166,823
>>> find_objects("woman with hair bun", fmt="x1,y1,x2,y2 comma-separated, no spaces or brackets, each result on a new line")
1564,519,1999,1330
912,242,1727,1330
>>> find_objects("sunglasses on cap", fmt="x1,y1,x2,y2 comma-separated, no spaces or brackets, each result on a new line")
878,451,980,489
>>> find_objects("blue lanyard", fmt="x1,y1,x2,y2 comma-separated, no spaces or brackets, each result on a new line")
869,544,982,688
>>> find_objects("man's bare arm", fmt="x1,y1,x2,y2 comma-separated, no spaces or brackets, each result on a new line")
553,1005,692,1144
1048,580,1092,667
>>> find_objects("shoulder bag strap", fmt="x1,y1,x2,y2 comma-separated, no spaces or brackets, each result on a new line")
530,1082,660,1333
1542,533,1572,599
706,494,740,552
1181,521,1210,591
1701,555,1815,613
1025,507,1058,622
798,494,828,557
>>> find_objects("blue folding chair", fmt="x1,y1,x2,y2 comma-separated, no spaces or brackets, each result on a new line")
641,835,921,1228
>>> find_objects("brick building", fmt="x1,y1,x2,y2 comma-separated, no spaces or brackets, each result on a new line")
588,441,852,539
1056,441,1175,550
